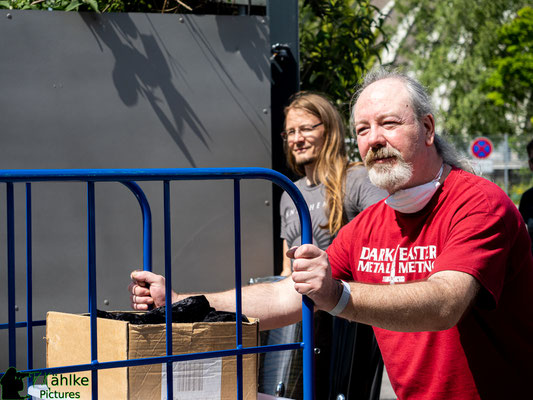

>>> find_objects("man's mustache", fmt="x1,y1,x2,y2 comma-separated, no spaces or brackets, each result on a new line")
364,146,402,166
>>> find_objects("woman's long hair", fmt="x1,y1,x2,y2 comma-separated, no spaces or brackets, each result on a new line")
284,91,354,235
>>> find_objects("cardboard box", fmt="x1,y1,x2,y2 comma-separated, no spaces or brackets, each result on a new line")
46,311,259,399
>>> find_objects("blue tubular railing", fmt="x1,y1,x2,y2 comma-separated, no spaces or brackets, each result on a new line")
233,180,244,400
121,181,153,272
163,180,174,400
7,182,16,368
26,183,34,387
0,167,314,400
87,182,98,400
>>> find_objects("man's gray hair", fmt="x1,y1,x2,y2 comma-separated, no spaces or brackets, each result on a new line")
433,135,474,173
351,67,473,172
351,67,434,121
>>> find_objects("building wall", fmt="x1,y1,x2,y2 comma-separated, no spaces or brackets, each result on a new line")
0,10,274,370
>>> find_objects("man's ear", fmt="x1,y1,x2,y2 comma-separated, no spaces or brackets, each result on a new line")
422,114,435,146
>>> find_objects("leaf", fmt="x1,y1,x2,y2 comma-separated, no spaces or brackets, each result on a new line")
65,0,81,11
83,0,99,12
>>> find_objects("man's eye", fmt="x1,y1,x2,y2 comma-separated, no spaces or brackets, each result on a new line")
286,130,296,136
384,121,399,127
356,127,369,136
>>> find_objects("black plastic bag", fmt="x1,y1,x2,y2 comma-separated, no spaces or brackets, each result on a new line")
96,295,249,324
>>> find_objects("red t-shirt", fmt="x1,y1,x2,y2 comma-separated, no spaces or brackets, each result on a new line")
327,168,533,399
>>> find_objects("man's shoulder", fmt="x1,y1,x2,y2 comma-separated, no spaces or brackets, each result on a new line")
280,176,317,207
449,168,506,197
281,176,308,193
445,168,518,217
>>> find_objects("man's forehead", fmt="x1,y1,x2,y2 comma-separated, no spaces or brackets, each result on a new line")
353,79,411,121
286,108,320,124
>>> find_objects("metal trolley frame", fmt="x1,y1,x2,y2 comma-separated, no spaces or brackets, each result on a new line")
0,168,315,400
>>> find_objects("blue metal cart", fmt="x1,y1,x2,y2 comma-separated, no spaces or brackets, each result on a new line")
0,168,315,400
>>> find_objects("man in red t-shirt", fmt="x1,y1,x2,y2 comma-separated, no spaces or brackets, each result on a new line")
130,69,533,399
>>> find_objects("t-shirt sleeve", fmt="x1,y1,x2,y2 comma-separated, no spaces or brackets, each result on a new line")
345,165,387,219
432,209,516,308
326,223,355,282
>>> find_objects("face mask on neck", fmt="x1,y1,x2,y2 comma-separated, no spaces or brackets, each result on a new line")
385,165,444,214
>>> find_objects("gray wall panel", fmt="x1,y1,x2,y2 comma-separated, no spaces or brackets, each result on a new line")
2,11,271,169
0,10,273,369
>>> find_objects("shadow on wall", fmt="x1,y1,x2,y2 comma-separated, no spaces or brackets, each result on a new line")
80,12,210,167
182,14,272,153
217,15,271,151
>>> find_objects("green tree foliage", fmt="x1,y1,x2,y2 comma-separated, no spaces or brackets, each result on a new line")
485,6,533,132
0,0,256,14
299,0,388,119
393,0,531,150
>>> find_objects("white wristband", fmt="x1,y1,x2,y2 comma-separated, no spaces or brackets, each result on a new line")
328,280,351,316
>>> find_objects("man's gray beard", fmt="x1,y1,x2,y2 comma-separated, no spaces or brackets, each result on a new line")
368,162,412,193
365,146,412,193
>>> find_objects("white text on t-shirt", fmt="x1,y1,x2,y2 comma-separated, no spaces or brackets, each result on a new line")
357,245,437,283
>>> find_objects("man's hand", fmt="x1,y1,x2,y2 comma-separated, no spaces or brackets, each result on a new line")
129,270,168,310
287,244,343,312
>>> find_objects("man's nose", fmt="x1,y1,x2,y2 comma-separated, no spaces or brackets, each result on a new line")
366,125,386,148
293,130,306,142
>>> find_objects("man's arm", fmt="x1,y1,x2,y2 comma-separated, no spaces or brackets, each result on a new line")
290,245,481,332
339,270,480,332
129,270,303,331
